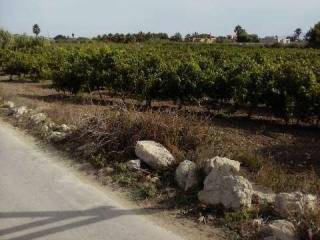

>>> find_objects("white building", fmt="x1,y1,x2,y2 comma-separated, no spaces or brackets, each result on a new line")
260,36,291,45
192,37,217,44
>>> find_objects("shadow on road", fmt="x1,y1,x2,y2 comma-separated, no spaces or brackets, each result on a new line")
0,206,153,240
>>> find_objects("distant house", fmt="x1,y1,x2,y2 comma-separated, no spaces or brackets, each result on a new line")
260,36,291,45
278,37,291,44
192,37,216,44
227,34,237,41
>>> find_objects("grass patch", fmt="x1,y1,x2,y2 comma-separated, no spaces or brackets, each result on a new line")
132,183,158,200
223,210,251,225
235,152,263,174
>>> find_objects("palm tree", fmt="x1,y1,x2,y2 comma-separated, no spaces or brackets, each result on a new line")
32,24,41,37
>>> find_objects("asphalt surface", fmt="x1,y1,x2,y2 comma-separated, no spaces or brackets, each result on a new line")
0,120,184,240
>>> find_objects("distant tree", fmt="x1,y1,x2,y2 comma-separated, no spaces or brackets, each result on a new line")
170,32,182,42
53,34,68,41
184,34,192,42
0,28,12,48
32,24,41,37
234,25,247,42
294,28,302,39
234,25,245,35
306,22,320,47
125,33,135,43
237,32,250,42
93,32,169,43
136,31,145,42
216,36,231,43
249,34,259,43
234,25,259,43
72,33,75,38
292,28,302,41
157,33,169,40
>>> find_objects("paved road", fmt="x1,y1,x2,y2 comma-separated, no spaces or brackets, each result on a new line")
0,120,184,240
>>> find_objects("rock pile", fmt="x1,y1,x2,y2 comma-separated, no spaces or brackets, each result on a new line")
1,101,74,143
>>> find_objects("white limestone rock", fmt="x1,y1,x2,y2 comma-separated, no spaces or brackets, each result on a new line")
2,101,15,109
252,185,276,204
30,113,47,125
175,160,199,191
58,124,74,132
274,192,317,218
14,106,28,117
203,156,240,175
126,159,141,171
135,141,175,170
262,220,298,240
198,169,253,209
49,131,66,142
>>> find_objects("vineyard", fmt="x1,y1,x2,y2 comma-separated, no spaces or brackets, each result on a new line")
1,41,320,125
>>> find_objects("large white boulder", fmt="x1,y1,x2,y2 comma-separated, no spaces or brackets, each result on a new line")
198,169,253,209
135,141,175,170
175,160,199,191
262,220,298,240
274,192,317,218
14,106,28,117
2,101,15,109
30,113,47,125
60,124,72,132
203,156,240,175
47,121,58,130
49,131,67,142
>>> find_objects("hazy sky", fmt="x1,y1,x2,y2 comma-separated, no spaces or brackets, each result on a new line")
0,0,319,38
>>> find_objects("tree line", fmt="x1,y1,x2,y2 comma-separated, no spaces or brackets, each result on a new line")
49,22,320,46
1,22,320,47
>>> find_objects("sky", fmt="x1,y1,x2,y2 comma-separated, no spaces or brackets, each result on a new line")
0,0,319,38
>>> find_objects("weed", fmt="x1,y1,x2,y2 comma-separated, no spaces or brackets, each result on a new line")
172,191,198,207
224,210,251,225
132,183,157,200
114,162,128,173
90,153,106,168
235,152,263,174
115,174,135,187
295,209,320,239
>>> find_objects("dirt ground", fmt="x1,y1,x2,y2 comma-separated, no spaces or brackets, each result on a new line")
1,76,320,239
1,76,319,191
